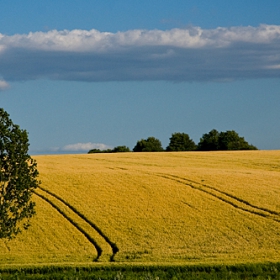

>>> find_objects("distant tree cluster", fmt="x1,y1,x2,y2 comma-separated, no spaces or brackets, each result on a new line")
88,130,257,154
197,129,257,151
88,146,130,154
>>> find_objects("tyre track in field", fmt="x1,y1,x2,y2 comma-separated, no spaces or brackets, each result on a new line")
34,191,102,261
155,173,280,223
35,186,119,262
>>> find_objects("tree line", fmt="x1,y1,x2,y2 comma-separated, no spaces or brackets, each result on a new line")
88,129,258,153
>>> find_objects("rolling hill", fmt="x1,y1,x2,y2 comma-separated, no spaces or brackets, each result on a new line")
1,151,280,267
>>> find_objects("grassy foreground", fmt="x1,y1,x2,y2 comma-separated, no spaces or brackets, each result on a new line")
0,151,280,270
1,263,280,279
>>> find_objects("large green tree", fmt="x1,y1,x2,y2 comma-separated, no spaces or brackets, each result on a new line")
0,108,39,239
197,129,220,151
133,137,163,152
166,132,196,151
197,129,257,151
218,130,257,150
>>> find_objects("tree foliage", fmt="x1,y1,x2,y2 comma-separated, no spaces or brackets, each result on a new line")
88,146,130,154
88,130,258,154
0,108,40,239
197,129,220,151
133,137,163,152
166,132,196,151
88,148,112,154
112,146,131,153
218,130,257,150
197,129,258,151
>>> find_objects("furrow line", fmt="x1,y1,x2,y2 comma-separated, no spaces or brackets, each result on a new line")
34,191,102,261
38,186,119,262
156,173,280,223
187,177,279,215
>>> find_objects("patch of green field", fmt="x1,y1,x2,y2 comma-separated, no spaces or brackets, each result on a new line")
1,151,280,267
1,263,280,279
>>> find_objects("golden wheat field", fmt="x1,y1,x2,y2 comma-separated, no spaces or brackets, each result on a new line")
0,150,280,267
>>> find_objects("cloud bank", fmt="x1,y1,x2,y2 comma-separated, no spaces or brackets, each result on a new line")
62,142,111,152
0,25,280,83
30,142,112,154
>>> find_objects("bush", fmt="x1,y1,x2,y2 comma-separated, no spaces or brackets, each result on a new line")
112,146,131,153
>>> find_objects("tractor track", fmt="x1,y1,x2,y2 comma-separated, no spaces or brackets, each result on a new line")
34,186,119,262
34,191,102,261
155,173,280,223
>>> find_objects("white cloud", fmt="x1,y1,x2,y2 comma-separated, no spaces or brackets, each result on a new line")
266,64,280,69
30,142,112,154
2,25,280,51
62,142,112,152
0,79,9,90
0,24,280,82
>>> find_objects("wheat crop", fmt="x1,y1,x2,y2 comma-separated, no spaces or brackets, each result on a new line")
0,151,280,266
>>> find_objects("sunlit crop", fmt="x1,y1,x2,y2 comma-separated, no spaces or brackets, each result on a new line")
1,151,280,266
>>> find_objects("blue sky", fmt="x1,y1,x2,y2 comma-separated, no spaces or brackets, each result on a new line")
1,1,280,153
